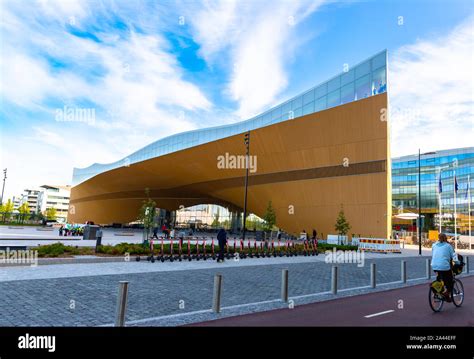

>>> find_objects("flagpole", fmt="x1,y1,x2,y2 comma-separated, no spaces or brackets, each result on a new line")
438,169,442,234
439,191,442,233
454,170,457,251
468,174,471,251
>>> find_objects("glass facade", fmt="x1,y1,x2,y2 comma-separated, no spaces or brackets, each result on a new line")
174,204,266,232
392,147,474,232
73,50,388,185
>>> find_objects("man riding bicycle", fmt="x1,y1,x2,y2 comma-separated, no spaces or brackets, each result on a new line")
431,233,459,302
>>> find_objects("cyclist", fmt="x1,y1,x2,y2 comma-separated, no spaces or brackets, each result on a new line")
431,233,459,302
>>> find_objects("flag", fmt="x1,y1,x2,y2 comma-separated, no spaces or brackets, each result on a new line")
438,177,443,193
454,175,458,193
466,179,470,200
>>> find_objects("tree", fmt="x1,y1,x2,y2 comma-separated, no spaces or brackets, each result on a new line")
263,201,276,231
212,208,220,228
0,199,14,222
221,219,230,230
245,217,263,231
18,202,30,224
138,188,156,243
334,205,351,238
45,207,57,221
30,210,44,222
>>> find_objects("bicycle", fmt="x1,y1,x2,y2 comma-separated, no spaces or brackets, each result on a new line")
428,258,465,312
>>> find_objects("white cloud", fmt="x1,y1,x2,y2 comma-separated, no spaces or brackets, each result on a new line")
189,0,239,60
0,54,56,109
0,14,212,128
186,0,326,118
0,1,213,199
389,16,474,157
36,0,88,21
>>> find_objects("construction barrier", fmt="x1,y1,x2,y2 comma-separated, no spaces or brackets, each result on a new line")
358,238,401,253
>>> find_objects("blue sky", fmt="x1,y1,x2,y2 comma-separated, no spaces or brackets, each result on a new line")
0,0,473,199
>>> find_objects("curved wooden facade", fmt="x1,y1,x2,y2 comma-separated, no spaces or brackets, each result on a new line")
69,93,391,238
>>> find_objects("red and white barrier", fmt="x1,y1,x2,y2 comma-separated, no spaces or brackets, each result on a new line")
358,238,401,253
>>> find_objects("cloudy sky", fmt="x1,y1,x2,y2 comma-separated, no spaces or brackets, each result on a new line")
0,0,473,199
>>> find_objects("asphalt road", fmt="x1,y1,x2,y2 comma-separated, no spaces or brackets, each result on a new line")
192,275,474,326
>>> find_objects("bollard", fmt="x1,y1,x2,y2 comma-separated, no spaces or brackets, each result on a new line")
281,269,289,302
370,263,376,288
401,260,407,283
115,281,129,327
331,266,338,295
466,256,470,274
212,274,223,313
426,258,431,279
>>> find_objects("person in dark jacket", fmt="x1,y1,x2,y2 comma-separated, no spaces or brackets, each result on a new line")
151,226,159,239
217,228,227,263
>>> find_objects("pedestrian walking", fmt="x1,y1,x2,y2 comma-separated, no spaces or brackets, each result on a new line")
151,226,159,239
217,228,227,263
161,224,168,239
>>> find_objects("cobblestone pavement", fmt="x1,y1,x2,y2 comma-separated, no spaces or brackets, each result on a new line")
0,255,471,326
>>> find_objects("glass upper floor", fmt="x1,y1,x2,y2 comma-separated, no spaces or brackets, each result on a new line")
73,50,388,185
392,148,474,182
392,147,474,210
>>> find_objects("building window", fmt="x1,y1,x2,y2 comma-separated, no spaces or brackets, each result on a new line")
355,60,371,79
327,76,340,93
303,102,314,116
303,90,314,105
371,66,386,95
355,74,371,100
341,82,354,105
327,89,341,108
315,83,327,99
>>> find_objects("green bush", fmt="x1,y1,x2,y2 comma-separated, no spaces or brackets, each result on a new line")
37,243,66,257
95,243,150,256
37,243,96,257
96,245,114,255
35,240,359,258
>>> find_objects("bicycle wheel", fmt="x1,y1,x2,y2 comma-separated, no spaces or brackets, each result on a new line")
429,286,444,312
452,279,464,307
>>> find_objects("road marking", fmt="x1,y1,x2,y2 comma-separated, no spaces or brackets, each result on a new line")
364,309,394,318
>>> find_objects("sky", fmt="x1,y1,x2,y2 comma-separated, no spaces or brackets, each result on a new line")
0,0,473,200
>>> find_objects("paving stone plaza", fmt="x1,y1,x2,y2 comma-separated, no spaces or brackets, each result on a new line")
0,251,472,326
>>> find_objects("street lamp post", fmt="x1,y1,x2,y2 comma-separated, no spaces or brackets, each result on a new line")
0,168,7,205
418,150,436,255
242,131,250,242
